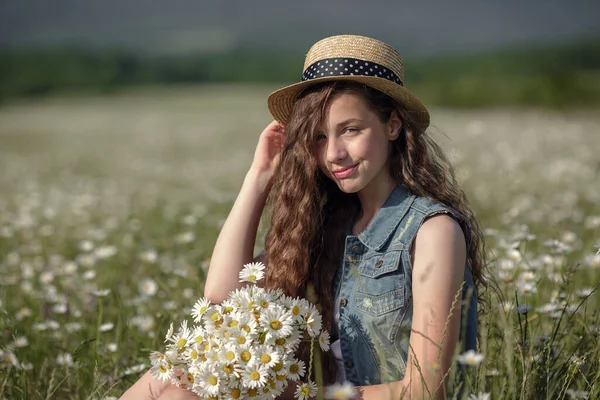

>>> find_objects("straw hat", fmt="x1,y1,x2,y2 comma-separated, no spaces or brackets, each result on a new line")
267,34,430,130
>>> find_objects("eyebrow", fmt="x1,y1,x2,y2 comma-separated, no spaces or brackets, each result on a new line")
334,118,363,128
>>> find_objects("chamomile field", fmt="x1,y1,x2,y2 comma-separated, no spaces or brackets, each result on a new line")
0,85,599,399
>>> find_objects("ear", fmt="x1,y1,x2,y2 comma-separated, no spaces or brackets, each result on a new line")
388,111,403,141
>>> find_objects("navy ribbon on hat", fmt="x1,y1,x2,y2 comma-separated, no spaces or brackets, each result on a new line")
301,57,403,86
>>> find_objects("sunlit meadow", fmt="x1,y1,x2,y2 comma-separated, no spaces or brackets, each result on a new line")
0,85,599,399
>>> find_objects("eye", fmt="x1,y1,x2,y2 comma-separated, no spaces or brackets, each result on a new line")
315,132,327,141
343,127,358,134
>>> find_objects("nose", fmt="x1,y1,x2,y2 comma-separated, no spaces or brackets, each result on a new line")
326,136,348,164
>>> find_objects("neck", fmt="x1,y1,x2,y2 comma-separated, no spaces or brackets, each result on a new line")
356,173,397,226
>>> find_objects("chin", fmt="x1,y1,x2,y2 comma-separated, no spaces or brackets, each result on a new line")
335,181,364,194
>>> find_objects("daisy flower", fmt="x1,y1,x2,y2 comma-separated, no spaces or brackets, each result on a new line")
259,306,294,339
304,306,322,337
150,362,174,383
197,365,221,396
254,344,281,368
325,382,357,400
285,358,306,380
191,298,212,322
239,262,266,283
288,298,309,322
457,350,485,366
295,380,317,400
319,331,331,352
242,361,269,389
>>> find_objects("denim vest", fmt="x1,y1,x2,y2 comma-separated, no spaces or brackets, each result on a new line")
331,185,478,386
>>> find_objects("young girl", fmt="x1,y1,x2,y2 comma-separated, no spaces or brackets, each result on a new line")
121,34,485,400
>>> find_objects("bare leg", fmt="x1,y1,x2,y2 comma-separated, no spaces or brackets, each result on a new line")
119,371,202,400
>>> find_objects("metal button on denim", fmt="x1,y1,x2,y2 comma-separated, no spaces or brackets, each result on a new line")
345,360,354,368
351,245,361,254
375,259,383,268
339,298,347,307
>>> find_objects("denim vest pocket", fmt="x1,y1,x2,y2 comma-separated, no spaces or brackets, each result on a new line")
355,250,404,316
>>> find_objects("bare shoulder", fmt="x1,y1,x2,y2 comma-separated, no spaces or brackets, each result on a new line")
415,213,466,247
411,214,467,276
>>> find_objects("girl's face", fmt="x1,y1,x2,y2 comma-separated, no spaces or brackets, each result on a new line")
315,92,401,196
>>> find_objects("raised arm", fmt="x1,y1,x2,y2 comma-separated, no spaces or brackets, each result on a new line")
203,120,285,303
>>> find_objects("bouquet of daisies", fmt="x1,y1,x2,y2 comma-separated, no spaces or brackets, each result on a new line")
149,262,331,400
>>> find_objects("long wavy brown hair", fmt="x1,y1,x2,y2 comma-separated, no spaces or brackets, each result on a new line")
262,80,488,384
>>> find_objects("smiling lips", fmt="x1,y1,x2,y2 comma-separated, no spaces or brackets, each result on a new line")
331,164,358,179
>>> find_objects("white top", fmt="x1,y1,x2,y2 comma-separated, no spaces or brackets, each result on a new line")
331,297,347,383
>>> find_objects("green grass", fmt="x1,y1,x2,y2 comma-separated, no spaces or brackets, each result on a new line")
0,87,599,399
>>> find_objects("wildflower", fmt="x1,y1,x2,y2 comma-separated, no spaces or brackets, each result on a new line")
13,336,29,348
517,282,538,296
191,298,212,322
501,301,514,313
150,362,174,383
303,306,323,337
175,231,195,244
139,278,158,297
79,240,94,252
576,287,594,297
140,249,158,263
319,331,331,352
295,380,317,400
517,304,532,314
94,245,117,259
52,303,68,314
83,270,96,280
260,307,294,339
469,393,491,400
16,307,32,320
325,382,357,400
285,358,306,380
456,350,485,366
254,344,280,368
92,288,111,297
242,362,269,389
239,262,266,283
106,343,118,352
197,365,221,396
566,389,589,399
56,353,74,366
99,322,114,332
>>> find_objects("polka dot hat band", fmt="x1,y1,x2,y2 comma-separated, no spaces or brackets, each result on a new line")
267,34,430,130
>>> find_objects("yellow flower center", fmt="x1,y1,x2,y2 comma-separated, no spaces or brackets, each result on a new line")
195,336,202,344
226,350,235,361
237,336,246,344
228,320,239,327
248,388,258,397
223,364,234,374
273,362,283,372
176,338,187,348
190,349,198,360
275,338,286,345
301,386,311,396
210,312,220,322
290,364,299,374
260,354,271,364
231,388,241,399
248,274,257,281
208,376,218,386
276,373,286,381
250,371,260,381
242,325,251,333
187,373,194,384
241,350,251,362
292,305,300,315
260,300,269,308
159,365,167,374
270,320,282,330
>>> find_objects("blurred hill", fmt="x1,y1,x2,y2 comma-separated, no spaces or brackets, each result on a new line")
1,0,599,56
1,38,599,108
